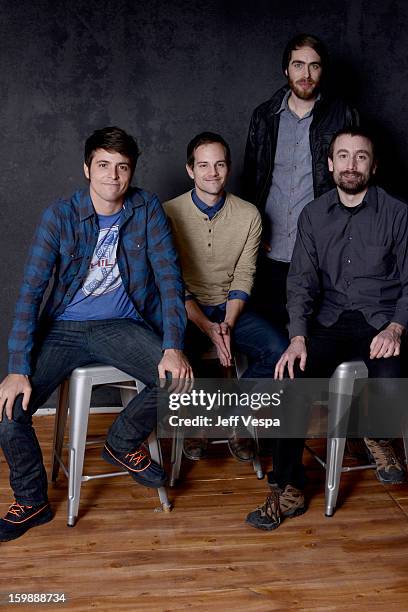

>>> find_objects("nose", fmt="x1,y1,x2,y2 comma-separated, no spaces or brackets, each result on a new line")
209,164,219,176
303,64,311,78
109,165,119,179
346,156,357,170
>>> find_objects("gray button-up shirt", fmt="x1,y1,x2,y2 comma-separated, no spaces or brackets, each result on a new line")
287,186,408,339
265,90,315,262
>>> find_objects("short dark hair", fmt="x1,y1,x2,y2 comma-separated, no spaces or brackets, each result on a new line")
84,126,140,171
328,127,377,160
282,33,328,74
186,132,231,168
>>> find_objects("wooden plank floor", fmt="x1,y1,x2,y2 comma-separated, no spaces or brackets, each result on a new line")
1,414,408,611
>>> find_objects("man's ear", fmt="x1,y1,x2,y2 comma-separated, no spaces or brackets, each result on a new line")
84,162,90,180
371,160,378,176
328,158,334,172
186,163,194,180
284,68,288,77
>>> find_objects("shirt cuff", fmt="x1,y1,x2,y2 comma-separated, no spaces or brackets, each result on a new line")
288,321,308,339
8,354,31,376
227,290,249,302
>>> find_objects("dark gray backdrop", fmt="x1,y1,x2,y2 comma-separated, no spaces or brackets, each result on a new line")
0,0,406,376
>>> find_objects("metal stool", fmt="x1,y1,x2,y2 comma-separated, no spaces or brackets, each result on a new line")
307,360,408,516
51,364,171,526
169,350,264,486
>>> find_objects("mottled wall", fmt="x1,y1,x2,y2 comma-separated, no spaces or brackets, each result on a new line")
0,0,407,375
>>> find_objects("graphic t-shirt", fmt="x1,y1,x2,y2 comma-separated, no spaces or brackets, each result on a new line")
58,210,139,321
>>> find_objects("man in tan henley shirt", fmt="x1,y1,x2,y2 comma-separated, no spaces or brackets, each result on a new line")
164,132,287,462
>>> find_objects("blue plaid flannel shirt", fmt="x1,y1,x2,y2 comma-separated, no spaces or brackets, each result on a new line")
8,187,186,375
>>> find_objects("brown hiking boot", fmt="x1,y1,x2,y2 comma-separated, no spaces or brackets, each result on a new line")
278,484,306,518
246,484,305,531
364,438,406,484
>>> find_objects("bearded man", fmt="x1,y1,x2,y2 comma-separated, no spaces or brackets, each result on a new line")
246,128,407,532
243,33,359,331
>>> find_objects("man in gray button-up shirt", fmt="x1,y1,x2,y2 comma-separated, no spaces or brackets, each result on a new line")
246,128,407,533
244,33,358,330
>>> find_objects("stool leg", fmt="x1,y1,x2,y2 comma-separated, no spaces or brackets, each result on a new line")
325,377,355,517
325,436,346,516
249,425,263,479
170,426,184,487
67,375,92,527
51,379,70,482
252,455,264,480
147,430,171,512
402,418,408,467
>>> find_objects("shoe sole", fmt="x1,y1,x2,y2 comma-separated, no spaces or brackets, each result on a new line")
245,517,281,531
102,447,167,489
0,509,53,542
375,472,407,485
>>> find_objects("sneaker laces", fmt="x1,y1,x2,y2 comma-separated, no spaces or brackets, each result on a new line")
7,501,32,517
257,487,281,524
124,449,148,467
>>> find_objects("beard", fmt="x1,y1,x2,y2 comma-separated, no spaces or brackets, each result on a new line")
336,171,370,195
289,76,319,100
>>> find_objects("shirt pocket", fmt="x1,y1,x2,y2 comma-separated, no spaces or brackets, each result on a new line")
59,244,87,279
364,245,394,277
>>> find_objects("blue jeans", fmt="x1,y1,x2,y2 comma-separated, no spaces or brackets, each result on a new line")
185,308,288,378
0,319,163,505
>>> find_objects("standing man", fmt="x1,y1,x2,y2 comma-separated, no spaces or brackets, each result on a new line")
243,33,359,330
0,126,192,542
246,128,407,532
164,132,287,461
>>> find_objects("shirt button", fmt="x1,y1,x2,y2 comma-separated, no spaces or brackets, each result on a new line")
209,229,211,233
346,258,351,264
208,243,211,247
348,236,352,240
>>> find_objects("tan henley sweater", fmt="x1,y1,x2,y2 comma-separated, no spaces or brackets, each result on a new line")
163,191,262,305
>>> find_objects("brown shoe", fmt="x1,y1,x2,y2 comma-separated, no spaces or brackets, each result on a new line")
364,438,406,484
227,433,256,462
246,484,305,531
278,484,306,518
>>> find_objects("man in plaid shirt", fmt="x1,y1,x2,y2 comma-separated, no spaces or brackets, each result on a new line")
0,126,192,541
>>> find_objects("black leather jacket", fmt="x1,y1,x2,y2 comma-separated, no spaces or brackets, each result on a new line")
243,85,359,212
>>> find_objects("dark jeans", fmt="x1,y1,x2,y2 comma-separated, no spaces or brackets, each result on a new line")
251,256,290,333
0,319,163,506
270,311,403,490
184,308,288,379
